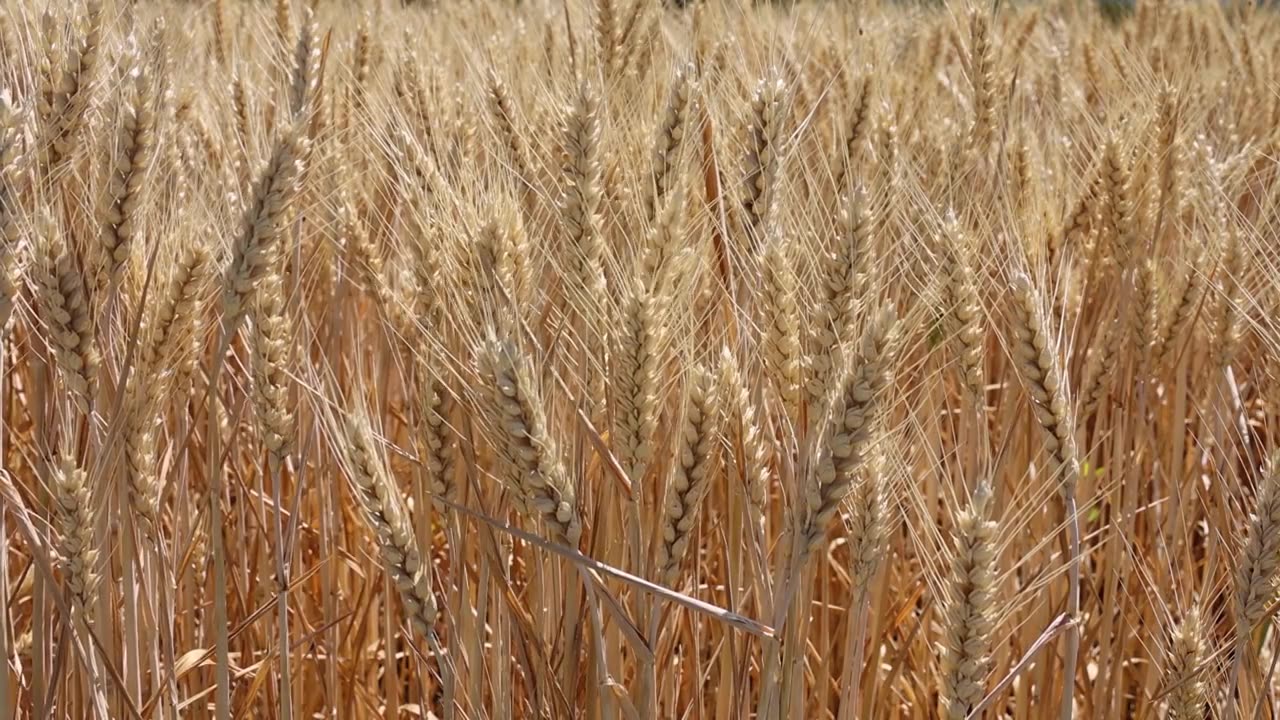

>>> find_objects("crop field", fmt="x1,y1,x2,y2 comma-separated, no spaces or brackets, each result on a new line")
0,0,1277,717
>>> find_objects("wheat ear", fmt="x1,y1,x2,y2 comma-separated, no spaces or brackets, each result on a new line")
339,415,439,640
1163,608,1207,720
833,72,873,193
1157,242,1208,369
0,90,22,335
32,213,98,413
966,9,997,154
940,482,1000,720
99,64,157,283
1211,225,1246,371
250,271,294,465
481,334,583,546
211,0,229,67
475,196,533,311
640,185,687,298
941,217,986,400
655,365,721,586
1101,137,1139,266
807,187,874,414
1234,453,1280,635
38,0,103,173
742,76,786,239
123,378,163,534
1008,272,1081,720
560,79,609,306
1224,453,1280,720
420,358,458,508
143,240,212,396
220,124,308,331
649,62,697,219
1133,259,1162,370
612,281,666,494
760,225,802,412
1009,274,1079,495
53,453,98,617
288,8,320,120
594,0,618,79
718,347,771,533
1153,84,1183,233
485,69,532,185
801,306,900,559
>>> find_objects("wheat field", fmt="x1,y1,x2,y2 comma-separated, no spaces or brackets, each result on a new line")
0,0,1277,717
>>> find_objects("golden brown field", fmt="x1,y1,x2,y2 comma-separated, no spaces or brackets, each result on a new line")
0,0,1278,717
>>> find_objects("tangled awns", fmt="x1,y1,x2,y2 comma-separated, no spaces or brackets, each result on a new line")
1,0,1279,717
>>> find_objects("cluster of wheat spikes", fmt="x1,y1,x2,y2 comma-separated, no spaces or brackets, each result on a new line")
2,0,1280,717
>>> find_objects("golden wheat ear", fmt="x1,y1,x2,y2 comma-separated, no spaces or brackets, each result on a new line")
648,62,698,220
99,63,157,286
249,270,294,466
52,451,99,618
37,0,103,175
220,124,308,332
339,413,439,640
1163,607,1209,720
742,75,787,242
800,306,900,563
480,331,583,547
939,482,1000,720
0,90,22,336
32,211,98,414
655,363,722,587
